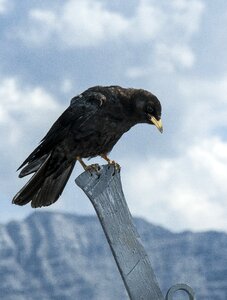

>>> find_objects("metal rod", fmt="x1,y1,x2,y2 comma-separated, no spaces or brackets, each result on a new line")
166,284,195,300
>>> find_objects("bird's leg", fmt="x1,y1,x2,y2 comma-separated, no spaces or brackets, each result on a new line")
101,154,121,171
77,157,87,170
76,157,100,173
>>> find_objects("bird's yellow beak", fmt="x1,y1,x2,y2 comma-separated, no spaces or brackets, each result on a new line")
150,116,163,133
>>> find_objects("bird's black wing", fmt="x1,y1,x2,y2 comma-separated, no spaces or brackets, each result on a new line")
14,87,110,207
17,91,107,171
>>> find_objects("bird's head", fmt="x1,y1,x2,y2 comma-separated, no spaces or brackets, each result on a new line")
131,89,163,133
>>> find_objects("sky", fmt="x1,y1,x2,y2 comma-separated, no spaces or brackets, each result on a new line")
1,0,227,232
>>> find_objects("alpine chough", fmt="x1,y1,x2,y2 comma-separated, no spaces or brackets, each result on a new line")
13,85,163,207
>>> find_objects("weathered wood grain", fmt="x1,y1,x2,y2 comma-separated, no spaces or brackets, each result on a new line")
75,165,164,300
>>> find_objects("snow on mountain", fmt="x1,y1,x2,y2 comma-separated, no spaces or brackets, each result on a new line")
0,212,226,299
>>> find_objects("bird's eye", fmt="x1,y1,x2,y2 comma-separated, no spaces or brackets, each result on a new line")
146,104,154,114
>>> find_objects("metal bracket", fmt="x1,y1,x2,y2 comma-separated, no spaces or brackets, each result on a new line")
166,284,195,300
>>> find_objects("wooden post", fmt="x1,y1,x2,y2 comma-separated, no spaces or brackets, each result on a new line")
75,165,165,300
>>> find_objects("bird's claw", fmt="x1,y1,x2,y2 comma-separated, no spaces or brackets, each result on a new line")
108,160,121,173
85,163,101,175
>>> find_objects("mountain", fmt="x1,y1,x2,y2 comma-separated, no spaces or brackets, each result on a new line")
0,212,227,300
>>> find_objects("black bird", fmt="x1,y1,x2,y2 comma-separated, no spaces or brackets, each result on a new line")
13,85,163,208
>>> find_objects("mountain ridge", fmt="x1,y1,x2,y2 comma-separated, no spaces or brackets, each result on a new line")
0,211,227,299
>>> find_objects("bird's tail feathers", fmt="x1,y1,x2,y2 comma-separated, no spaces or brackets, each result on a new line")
13,155,75,207
18,154,49,178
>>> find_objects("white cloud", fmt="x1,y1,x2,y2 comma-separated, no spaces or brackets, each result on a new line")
131,0,204,68
125,0,204,74
154,43,195,72
60,0,129,47
19,0,129,47
128,0,204,42
15,0,204,72
2,0,227,234
61,79,74,94
0,77,64,205
17,9,59,45
171,0,205,35
128,1,166,41
0,0,10,14
126,67,150,79
123,136,227,232
119,72,227,232
0,77,62,152
1,84,63,213
178,75,227,138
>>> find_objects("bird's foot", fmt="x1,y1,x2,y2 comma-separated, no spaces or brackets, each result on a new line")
101,155,120,173
85,163,101,174
107,160,121,172
77,157,101,175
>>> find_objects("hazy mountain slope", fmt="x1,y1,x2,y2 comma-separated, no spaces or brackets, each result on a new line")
0,212,226,300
